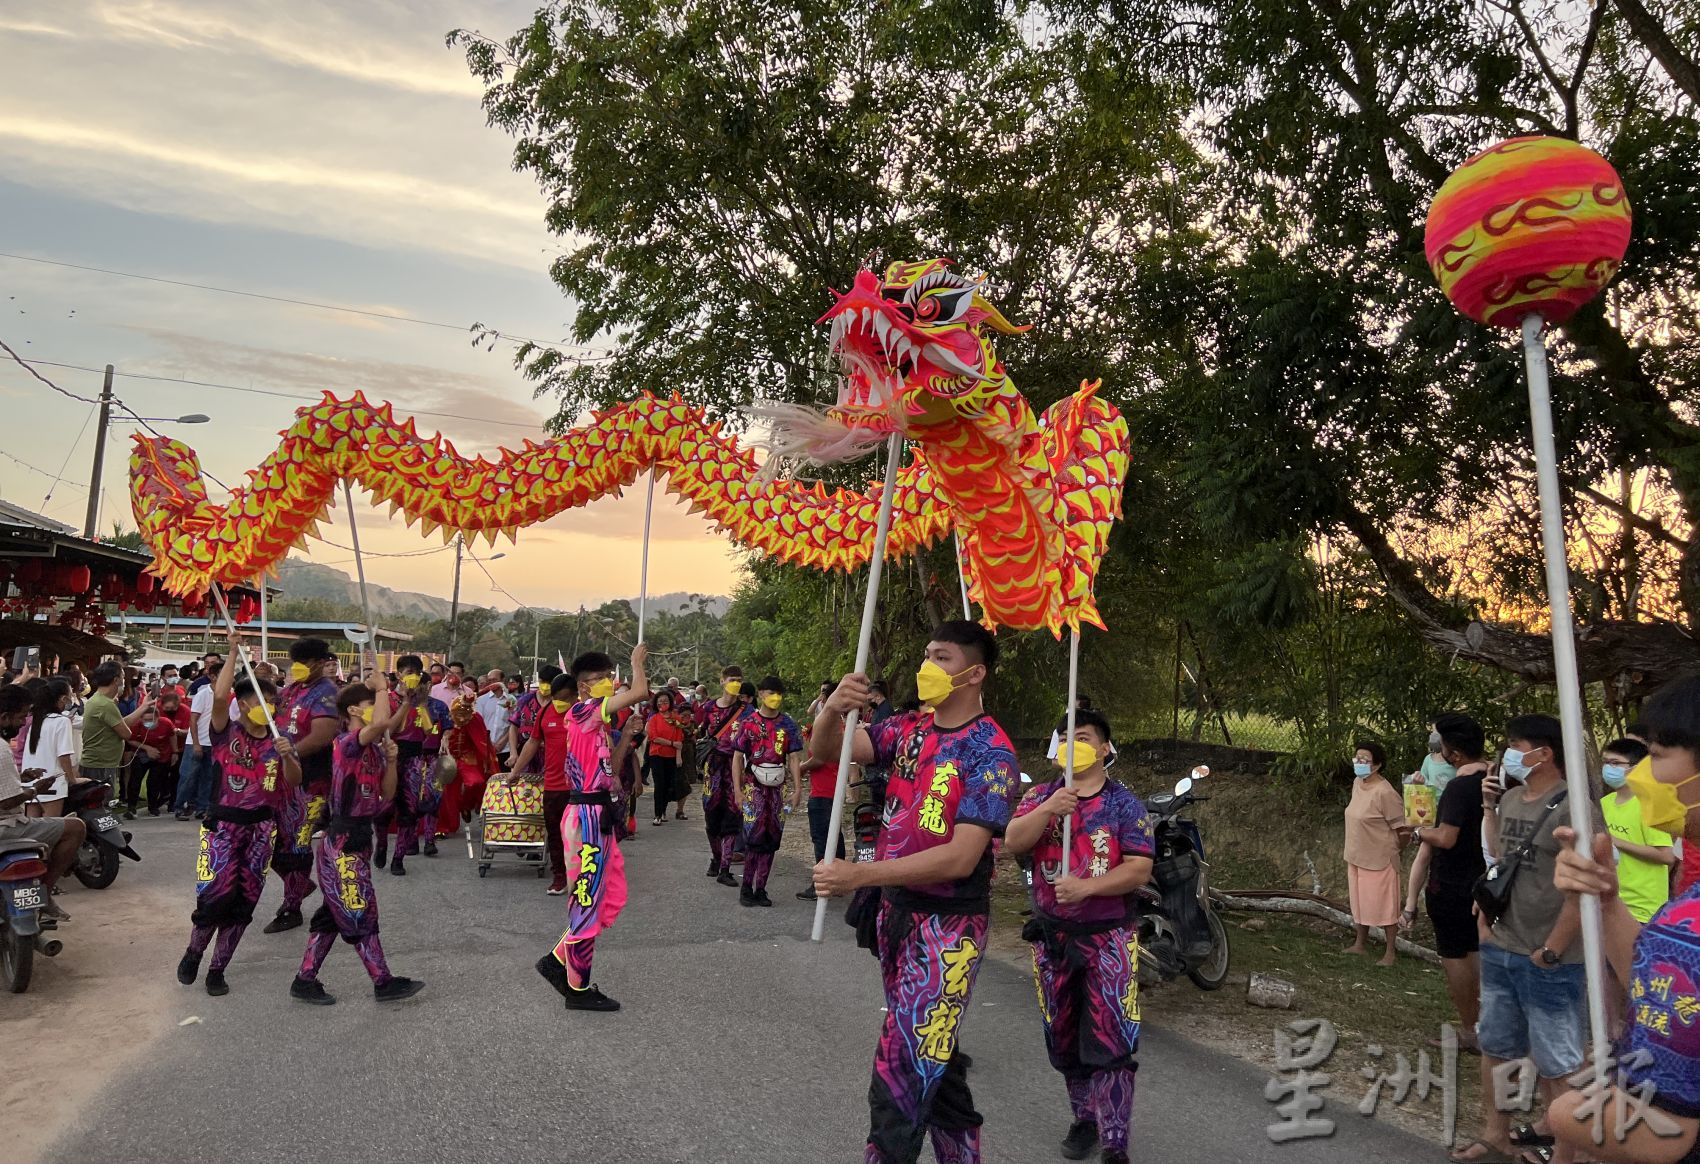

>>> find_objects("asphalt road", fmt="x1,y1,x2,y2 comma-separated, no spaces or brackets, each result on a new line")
40,812,1441,1163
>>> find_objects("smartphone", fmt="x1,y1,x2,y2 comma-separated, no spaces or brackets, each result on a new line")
10,646,39,672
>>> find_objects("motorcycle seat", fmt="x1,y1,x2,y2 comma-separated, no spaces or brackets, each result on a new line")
0,835,50,858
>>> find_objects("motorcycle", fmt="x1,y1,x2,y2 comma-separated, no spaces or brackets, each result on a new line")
0,836,62,993
66,778,141,890
1136,766,1231,991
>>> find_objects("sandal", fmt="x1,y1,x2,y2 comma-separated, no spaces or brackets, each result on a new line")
1398,906,1416,932
1517,1147,1553,1164
1447,1140,1517,1164
1509,1124,1553,1148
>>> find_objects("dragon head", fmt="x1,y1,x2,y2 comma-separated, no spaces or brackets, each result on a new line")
815,258,1026,438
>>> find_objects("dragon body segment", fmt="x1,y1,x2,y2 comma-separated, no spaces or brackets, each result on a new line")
131,261,1128,634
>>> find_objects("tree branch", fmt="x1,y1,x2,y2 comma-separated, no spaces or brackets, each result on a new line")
1339,503,1700,693
1611,0,1700,104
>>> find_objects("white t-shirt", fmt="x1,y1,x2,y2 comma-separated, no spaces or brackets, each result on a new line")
476,691,511,749
190,684,216,747
21,712,75,801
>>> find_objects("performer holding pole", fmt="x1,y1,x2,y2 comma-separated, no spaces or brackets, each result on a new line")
1005,709,1153,1164
176,626,298,997
264,636,341,933
531,644,650,1012
810,618,1018,1164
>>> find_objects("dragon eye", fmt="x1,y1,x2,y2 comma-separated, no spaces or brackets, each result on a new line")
912,289,972,325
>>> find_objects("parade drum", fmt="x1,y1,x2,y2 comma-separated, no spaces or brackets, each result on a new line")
481,778,546,844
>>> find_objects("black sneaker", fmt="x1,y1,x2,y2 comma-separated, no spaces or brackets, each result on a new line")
564,983,620,1012
1061,1120,1099,1160
535,953,571,999
205,969,229,996
706,861,721,877
174,810,191,821
123,808,136,821
754,890,773,907
374,976,425,1002
796,885,818,901
389,857,406,876
290,977,336,1005
263,909,303,934
423,840,438,857
716,870,738,887
176,949,201,985
373,844,388,868
1101,1152,1128,1164
739,888,756,907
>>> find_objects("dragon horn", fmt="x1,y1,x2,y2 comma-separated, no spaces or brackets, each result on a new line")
972,291,1030,335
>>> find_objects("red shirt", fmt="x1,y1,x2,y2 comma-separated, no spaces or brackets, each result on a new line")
137,716,180,766
528,701,574,792
645,711,686,759
806,758,836,799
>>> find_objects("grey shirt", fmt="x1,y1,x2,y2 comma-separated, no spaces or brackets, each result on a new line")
0,740,26,825
1489,779,1604,963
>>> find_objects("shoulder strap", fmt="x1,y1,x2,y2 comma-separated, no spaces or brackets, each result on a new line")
711,704,742,739
1512,787,1569,863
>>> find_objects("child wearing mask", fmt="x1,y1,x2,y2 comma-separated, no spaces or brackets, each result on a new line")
1599,737,1676,924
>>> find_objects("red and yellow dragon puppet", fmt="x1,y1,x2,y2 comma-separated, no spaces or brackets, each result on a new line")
129,260,1128,634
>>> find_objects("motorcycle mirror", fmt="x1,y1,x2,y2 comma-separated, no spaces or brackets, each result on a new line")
1174,776,1194,796
1191,765,1210,780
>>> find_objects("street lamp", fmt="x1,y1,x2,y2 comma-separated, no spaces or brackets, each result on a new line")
84,360,213,537
446,535,505,661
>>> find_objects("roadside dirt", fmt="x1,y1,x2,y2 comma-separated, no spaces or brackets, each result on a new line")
2,825,181,1164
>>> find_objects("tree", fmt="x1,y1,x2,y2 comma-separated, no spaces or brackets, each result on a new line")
1109,0,1700,694
453,0,1191,423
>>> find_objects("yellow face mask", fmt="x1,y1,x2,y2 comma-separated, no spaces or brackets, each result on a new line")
1054,740,1098,771
357,705,374,724
763,693,783,710
402,673,422,690
915,659,972,707
551,698,572,714
723,679,742,696
246,703,275,727
288,662,311,683
589,678,616,699
1625,755,1700,836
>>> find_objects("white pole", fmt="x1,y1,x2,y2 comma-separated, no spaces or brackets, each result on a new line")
1521,312,1610,1088
1059,628,1081,878
812,432,904,942
257,576,269,666
208,584,279,739
954,533,972,620
637,471,656,644
343,481,376,675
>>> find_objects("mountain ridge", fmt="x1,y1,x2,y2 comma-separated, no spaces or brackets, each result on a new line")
272,557,727,620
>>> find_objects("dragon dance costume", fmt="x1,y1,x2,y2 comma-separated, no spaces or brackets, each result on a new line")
543,695,628,991
1013,779,1155,1159
732,709,802,897
377,687,450,867
272,675,339,918
859,712,1017,1164
182,722,291,979
299,733,394,987
698,696,751,874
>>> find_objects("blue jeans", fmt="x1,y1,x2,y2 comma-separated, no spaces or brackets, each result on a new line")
1477,941,1587,1078
807,795,844,862
174,747,215,814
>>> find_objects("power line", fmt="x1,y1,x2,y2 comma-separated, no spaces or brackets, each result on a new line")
17,357,548,431
0,445,83,488
0,250,614,357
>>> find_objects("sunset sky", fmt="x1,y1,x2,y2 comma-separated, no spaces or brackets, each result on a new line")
0,1,746,613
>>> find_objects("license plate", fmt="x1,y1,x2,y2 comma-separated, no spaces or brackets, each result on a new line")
9,885,43,911
94,815,118,833
854,841,877,864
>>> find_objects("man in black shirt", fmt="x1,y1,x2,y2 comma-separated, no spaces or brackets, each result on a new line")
1407,706,1489,1053
1410,712,1488,1053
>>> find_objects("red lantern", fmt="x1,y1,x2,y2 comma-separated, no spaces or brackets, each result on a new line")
64,565,91,594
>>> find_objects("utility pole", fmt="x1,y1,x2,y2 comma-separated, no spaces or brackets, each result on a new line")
83,364,114,539
446,535,464,662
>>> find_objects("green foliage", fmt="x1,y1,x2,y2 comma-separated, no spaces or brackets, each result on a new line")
456,0,1700,777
